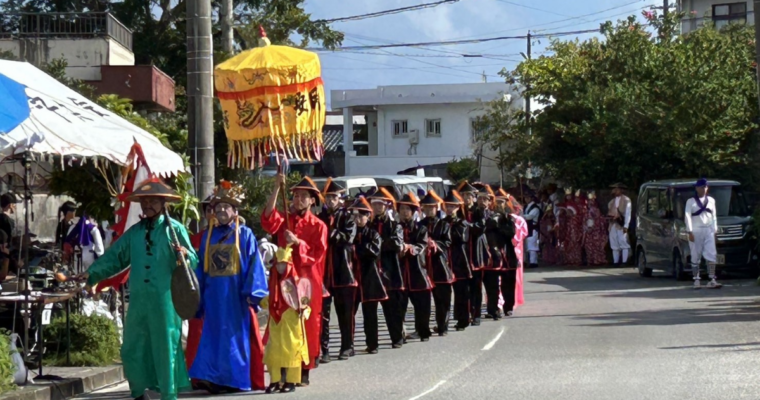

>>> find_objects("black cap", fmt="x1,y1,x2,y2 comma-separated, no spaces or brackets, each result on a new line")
1,193,20,208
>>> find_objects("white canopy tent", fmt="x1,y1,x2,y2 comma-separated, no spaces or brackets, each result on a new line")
0,59,184,177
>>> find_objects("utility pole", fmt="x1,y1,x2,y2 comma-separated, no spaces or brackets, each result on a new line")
754,1,760,115
663,0,669,17
220,0,234,54
525,31,532,136
187,0,215,202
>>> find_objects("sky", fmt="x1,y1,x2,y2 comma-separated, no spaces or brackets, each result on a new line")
301,0,659,110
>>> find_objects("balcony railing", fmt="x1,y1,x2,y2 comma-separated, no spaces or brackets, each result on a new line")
0,12,133,51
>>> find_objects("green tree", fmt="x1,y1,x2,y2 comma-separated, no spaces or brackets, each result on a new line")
494,11,759,189
445,157,480,183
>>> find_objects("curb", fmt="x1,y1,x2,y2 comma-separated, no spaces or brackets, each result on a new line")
0,365,124,400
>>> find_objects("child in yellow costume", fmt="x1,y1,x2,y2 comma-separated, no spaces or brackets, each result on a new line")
263,247,311,394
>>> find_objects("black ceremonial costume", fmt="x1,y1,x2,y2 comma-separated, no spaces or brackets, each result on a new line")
400,219,432,340
353,222,386,352
370,206,406,347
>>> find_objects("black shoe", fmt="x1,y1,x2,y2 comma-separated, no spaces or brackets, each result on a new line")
406,331,420,340
506,310,513,317
318,353,331,364
338,349,351,360
365,347,378,354
265,383,280,394
421,337,430,342
471,318,481,326
455,325,466,332
484,313,496,319
349,348,356,357
280,383,296,393
529,263,539,269
392,342,403,349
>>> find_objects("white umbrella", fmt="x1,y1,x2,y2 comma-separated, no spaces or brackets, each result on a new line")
0,59,184,177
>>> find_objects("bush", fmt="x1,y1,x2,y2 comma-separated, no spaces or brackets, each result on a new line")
0,332,16,393
45,314,120,367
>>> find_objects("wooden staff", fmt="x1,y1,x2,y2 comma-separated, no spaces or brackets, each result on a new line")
278,163,290,230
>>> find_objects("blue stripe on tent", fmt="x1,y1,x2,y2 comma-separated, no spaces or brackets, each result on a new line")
0,73,29,134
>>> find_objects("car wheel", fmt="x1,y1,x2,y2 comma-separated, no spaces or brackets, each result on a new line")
673,252,688,281
637,249,652,277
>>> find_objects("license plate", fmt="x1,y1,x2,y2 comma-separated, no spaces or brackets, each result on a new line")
716,254,725,265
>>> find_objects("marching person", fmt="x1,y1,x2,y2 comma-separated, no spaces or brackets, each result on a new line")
262,175,328,386
442,191,471,331
79,178,197,400
607,183,632,266
420,191,454,336
501,191,528,315
317,179,357,362
263,246,310,394
397,193,432,342
369,188,406,348
482,185,507,320
469,183,493,325
455,181,484,325
523,194,542,269
349,197,387,354
191,180,268,393
685,179,722,289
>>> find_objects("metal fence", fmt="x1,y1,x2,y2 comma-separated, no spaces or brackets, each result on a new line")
0,12,133,51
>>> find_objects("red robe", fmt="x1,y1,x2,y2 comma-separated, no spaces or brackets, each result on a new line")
261,208,328,370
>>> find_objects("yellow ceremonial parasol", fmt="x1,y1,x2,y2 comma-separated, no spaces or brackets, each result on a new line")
214,27,326,169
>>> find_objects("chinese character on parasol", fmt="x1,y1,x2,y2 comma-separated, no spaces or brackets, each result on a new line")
214,26,326,169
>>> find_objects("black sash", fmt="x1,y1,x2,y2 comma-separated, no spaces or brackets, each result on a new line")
692,196,712,217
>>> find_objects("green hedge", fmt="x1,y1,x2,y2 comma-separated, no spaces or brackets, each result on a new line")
0,332,16,393
45,314,120,367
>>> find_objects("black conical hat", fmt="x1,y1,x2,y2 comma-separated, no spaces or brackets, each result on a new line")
322,178,346,196
397,192,420,209
125,178,181,203
443,190,463,204
419,190,443,206
291,176,320,194
456,181,478,194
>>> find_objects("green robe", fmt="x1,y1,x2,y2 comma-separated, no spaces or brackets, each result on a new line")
87,215,198,400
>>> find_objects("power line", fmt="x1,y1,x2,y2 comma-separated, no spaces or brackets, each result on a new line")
493,0,578,20
316,0,460,23
307,28,600,51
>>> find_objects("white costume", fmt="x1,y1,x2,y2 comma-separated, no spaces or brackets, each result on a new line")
68,220,104,269
523,202,541,266
684,195,718,285
607,195,632,264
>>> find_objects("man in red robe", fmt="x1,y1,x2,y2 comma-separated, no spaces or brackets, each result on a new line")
261,174,328,387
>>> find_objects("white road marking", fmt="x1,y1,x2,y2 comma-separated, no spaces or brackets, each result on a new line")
409,380,447,400
482,327,506,351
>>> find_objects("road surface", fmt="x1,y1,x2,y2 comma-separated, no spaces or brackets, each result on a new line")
76,267,760,400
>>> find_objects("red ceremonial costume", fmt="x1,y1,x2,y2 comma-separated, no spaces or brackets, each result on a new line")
562,194,584,266
261,205,328,370
539,206,559,265
583,196,608,266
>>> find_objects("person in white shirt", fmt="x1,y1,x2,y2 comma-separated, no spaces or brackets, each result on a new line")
522,194,542,268
607,183,632,265
684,178,722,289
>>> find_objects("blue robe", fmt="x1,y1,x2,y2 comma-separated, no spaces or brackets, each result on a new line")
189,223,268,390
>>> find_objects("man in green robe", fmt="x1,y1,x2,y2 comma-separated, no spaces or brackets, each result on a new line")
79,178,198,400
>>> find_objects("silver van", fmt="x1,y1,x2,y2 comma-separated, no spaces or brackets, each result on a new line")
635,180,757,280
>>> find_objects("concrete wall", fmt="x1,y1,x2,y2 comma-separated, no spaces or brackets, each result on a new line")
374,103,484,158
679,0,754,33
0,37,134,80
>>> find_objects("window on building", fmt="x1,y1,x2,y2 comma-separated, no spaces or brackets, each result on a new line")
713,2,747,29
425,119,441,137
392,120,408,138
470,117,486,143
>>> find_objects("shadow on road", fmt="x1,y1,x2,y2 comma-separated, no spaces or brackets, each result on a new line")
570,300,760,327
659,341,760,350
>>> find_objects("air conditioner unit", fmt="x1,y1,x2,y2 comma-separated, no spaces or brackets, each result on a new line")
409,129,420,144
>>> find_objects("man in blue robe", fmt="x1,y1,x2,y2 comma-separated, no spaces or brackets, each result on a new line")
190,180,269,392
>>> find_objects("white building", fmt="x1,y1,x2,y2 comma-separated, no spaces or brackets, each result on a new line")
678,0,754,33
331,82,524,181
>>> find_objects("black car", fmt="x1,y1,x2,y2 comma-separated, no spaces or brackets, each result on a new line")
635,179,757,280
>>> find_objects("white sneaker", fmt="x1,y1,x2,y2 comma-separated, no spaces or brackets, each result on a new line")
707,279,723,289
693,280,701,289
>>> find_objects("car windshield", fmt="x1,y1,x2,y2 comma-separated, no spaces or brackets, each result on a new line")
675,186,750,218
